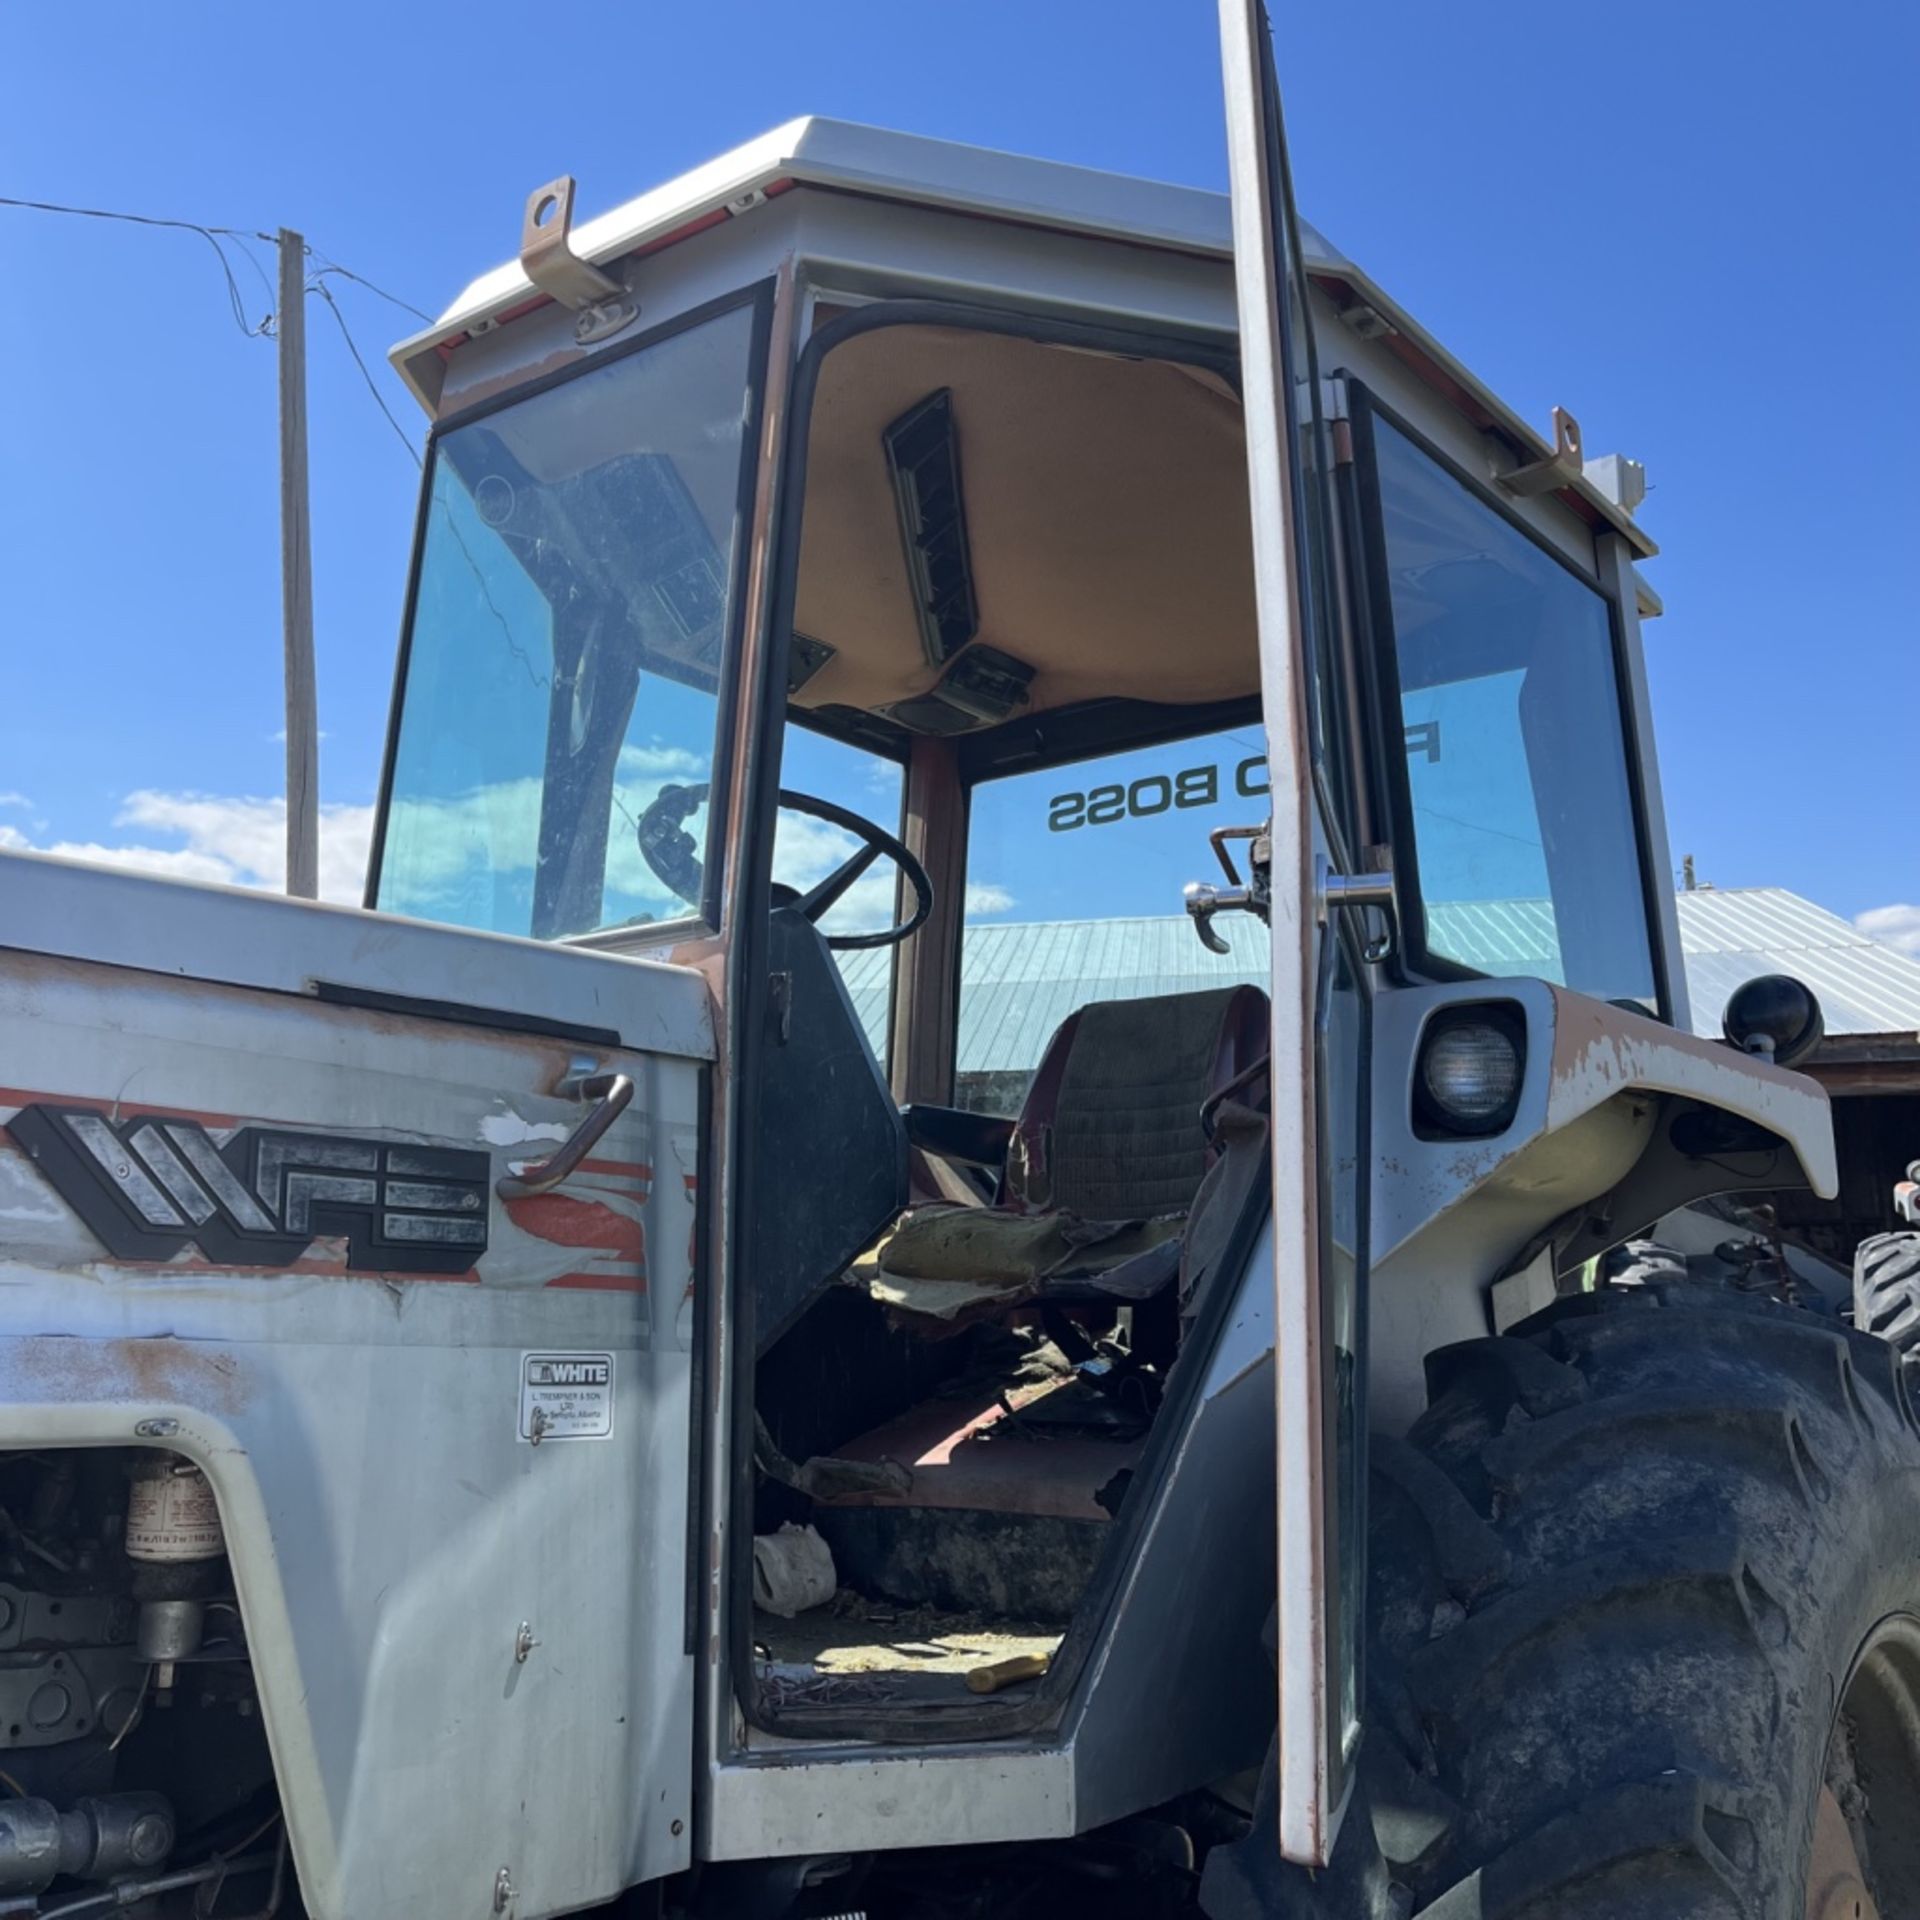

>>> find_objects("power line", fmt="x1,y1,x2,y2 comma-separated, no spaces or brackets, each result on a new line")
5,189,434,476
309,277,421,466
0,192,274,338
304,266,553,701
0,192,434,340
308,256,433,325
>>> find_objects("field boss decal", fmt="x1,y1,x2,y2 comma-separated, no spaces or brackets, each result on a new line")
5,1104,490,1275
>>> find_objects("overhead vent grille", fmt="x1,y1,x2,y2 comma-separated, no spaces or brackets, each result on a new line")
883,388,979,667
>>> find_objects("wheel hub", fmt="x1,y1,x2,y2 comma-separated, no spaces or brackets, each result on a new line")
1807,1786,1879,1920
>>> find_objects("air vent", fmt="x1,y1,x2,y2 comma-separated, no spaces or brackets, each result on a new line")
884,389,979,667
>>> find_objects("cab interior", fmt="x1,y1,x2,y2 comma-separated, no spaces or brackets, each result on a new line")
737,310,1272,1726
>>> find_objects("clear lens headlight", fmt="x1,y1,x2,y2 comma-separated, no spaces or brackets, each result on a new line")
1419,1016,1523,1132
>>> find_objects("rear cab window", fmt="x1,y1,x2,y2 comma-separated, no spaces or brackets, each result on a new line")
958,724,1273,1114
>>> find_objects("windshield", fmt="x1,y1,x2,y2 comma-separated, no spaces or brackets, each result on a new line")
374,301,759,940
1368,410,1660,1011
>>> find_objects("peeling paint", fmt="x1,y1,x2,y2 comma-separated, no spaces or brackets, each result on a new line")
479,1112,570,1149
1545,986,1836,1196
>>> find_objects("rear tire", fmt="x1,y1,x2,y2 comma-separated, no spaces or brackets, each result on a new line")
1203,1281,1920,1919
1854,1231,1920,1355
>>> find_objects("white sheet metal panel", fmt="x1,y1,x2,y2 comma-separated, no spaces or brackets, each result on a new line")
704,1745,1074,1858
0,942,704,1920
0,848,714,1063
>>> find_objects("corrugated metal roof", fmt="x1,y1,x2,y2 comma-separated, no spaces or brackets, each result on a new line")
1676,888,1920,1041
837,915,1269,1073
837,887,1920,1071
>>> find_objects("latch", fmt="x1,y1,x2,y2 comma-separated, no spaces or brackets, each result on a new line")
519,176,639,345
1185,823,1271,955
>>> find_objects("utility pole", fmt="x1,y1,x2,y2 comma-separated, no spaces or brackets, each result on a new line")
277,227,320,899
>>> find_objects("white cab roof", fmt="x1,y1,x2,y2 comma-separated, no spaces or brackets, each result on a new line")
393,117,1651,554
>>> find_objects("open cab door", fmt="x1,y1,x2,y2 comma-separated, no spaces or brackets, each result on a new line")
1218,0,1377,1867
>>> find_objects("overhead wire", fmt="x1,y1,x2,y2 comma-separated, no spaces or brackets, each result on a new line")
0,193,274,338
307,251,433,325
6,186,555,710
308,277,422,466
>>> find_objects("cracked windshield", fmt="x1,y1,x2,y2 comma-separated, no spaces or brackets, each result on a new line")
376,302,784,941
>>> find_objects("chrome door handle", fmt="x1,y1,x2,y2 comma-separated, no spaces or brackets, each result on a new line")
496,1072,634,1200
1316,860,1398,962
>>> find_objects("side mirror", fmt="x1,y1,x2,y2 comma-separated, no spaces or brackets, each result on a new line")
1722,973,1825,1069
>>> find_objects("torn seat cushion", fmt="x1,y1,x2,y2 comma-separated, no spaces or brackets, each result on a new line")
851,986,1266,1332
850,1204,1184,1330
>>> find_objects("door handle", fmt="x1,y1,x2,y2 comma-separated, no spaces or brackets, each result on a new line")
496,1072,634,1200
1316,860,1397,963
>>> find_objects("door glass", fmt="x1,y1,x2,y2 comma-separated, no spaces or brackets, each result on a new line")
1318,924,1368,1767
1371,413,1659,1010
958,725,1272,1115
375,302,760,941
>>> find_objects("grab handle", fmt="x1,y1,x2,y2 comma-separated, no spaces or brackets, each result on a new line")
496,1072,634,1200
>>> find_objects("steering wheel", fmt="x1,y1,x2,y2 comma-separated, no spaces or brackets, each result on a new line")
636,784,933,951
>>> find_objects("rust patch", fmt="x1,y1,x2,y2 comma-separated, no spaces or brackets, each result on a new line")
6,1335,253,1417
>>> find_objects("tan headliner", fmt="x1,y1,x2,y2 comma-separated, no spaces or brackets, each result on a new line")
791,323,1259,725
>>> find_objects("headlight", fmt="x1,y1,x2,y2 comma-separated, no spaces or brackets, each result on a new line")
1416,1008,1525,1135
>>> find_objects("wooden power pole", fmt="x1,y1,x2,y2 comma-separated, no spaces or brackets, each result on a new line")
277,227,320,899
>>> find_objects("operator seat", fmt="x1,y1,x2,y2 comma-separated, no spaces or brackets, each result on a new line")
814,986,1270,1615
857,985,1268,1329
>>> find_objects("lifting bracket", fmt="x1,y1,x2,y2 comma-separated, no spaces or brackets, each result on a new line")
1498,404,1584,498
519,176,639,345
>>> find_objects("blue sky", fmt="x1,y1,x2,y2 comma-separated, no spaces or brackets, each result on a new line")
3,1,1915,948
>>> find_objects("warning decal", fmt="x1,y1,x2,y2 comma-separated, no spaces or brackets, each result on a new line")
519,1351,615,1442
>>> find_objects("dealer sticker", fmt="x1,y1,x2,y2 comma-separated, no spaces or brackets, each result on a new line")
519,1352,615,1443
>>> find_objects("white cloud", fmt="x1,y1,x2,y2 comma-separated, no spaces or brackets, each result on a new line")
4,792,377,904
0,792,30,810
0,757,936,938
771,809,899,932
966,882,1015,915
382,760,714,922
618,742,707,779
1858,904,1920,959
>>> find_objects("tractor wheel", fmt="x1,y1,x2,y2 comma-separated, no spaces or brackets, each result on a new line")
1854,1232,1920,1356
1201,1281,1920,1919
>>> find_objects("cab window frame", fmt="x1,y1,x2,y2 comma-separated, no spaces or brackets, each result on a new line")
1343,379,1676,1024
362,279,777,947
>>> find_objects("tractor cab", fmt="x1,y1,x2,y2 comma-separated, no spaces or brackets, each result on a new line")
0,36,1859,1920
361,93,1831,1875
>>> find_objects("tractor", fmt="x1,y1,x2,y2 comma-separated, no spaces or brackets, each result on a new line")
0,7,1908,1917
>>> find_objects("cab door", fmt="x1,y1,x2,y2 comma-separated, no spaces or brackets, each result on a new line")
1218,0,1376,1866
